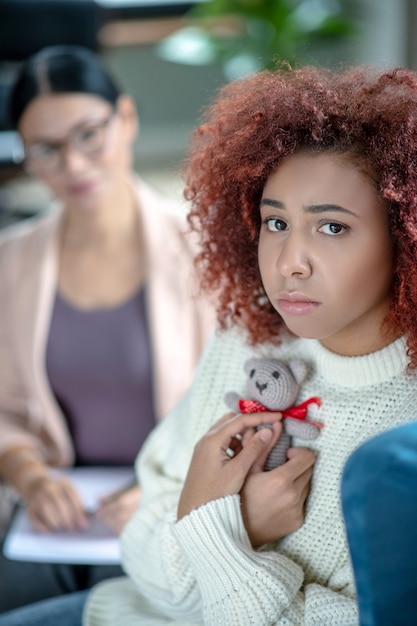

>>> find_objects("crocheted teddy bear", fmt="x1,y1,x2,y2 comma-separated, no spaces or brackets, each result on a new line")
224,357,322,471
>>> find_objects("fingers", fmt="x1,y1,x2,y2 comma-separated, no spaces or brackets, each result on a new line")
55,481,89,529
248,422,283,475
207,411,237,432
30,515,50,533
97,487,141,535
286,446,316,474
272,447,315,491
231,427,275,476
209,411,283,451
299,480,311,509
48,479,86,529
178,412,284,520
27,477,89,532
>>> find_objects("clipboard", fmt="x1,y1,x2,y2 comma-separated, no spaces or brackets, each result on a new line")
3,466,135,565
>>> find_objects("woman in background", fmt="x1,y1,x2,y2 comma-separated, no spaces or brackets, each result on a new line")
0,45,213,612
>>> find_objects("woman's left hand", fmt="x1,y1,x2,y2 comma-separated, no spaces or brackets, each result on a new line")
95,484,141,534
177,411,282,520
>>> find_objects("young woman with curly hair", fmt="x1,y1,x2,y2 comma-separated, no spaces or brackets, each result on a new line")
3,64,417,626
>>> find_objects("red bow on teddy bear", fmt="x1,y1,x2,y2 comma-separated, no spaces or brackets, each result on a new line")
238,396,323,429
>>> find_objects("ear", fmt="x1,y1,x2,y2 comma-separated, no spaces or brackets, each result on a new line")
287,360,307,385
243,358,259,376
116,94,139,142
224,391,240,412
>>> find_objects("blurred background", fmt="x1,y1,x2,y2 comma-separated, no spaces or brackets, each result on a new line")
0,0,416,227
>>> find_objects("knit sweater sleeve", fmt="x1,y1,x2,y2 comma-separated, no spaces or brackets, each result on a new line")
172,495,358,626
116,484,357,625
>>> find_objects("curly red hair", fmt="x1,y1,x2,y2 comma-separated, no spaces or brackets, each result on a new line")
185,65,417,367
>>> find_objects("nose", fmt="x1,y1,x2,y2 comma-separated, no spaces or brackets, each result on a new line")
275,230,312,278
256,381,268,394
60,145,90,174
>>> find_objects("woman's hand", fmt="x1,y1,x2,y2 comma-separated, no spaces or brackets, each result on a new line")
96,484,141,534
24,474,89,533
240,446,316,546
177,411,282,520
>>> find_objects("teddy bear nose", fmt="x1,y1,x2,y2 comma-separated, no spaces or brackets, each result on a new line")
256,381,268,394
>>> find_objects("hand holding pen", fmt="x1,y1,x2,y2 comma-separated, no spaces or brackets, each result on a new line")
94,479,141,535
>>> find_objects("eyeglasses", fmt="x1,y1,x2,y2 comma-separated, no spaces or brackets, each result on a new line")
24,113,116,174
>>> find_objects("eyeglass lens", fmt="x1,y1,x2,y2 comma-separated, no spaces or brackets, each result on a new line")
24,115,114,173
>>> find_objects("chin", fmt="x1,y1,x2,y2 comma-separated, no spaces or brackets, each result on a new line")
296,331,324,340
67,197,101,214
281,320,323,340
69,187,104,211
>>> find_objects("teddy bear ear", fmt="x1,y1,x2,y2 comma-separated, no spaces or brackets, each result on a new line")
288,360,307,384
243,358,259,375
224,391,240,412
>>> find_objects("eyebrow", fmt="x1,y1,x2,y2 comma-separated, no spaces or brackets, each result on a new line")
26,116,108,146
260,198,359,217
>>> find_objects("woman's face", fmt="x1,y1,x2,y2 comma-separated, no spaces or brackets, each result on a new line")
258,151,395,356
18,93,137,212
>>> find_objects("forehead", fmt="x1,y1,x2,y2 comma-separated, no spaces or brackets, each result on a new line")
262,151,382,213
18,93,112,141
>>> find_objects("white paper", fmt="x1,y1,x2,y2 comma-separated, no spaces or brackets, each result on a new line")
3,466,136,565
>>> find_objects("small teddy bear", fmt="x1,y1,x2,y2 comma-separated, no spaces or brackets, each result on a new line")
224,357,322,471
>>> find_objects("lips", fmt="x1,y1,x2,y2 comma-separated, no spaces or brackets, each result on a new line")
69,179,97,195
277,293,320,316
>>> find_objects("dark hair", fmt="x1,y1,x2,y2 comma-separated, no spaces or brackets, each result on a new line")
185,65,417,367
9,45,121,128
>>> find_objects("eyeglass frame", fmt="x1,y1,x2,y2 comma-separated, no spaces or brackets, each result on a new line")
23,110,118,175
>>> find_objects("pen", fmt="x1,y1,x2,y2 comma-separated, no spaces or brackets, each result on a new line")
101,478,138,505
85,477,138,516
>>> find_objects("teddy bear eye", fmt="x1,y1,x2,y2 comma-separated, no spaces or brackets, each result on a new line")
272,371,280,379
249,369,256,378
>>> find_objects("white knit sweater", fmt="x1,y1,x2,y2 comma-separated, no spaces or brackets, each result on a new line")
85,327,417,626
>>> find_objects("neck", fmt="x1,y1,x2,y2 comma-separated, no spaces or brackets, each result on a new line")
62,180,139,247
320,321,400,357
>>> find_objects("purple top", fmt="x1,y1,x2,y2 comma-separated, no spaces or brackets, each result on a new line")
45,289,156,465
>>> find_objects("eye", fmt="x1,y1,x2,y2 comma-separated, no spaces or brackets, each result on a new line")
263,218,288,232
319,222,347,236
272,371,280,379
249,369,256,378
78,126,101,144
26,143,56,159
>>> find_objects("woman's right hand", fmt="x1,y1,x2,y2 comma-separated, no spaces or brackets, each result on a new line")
240,446,316,546
23,474,89,533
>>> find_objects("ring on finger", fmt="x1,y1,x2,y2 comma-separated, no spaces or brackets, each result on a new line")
225,447,235,459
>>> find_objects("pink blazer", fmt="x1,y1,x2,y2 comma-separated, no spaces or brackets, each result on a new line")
0,176,214,470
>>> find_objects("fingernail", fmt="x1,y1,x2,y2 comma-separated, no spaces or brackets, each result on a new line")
259,428,272,442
